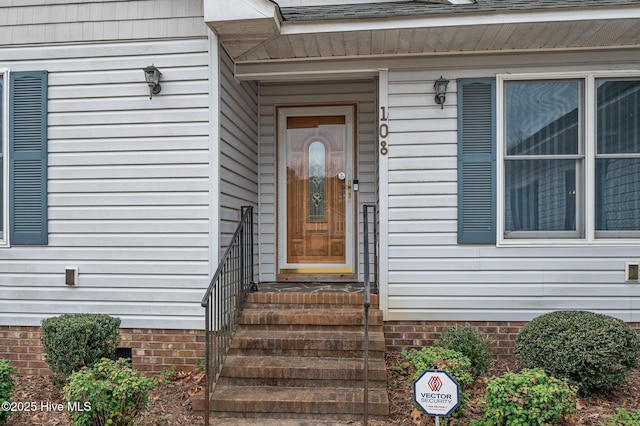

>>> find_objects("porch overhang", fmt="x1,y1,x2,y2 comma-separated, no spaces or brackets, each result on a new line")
204,0,640,80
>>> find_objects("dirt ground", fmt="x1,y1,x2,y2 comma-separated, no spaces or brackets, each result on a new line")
5,354,640,426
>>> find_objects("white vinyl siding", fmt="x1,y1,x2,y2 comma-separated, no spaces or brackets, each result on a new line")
0,0,207,45
0,38,211,329
386,57,640,323
258,79,377,281
218,48,259,251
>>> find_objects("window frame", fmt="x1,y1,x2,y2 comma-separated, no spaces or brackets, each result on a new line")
497,71,640,247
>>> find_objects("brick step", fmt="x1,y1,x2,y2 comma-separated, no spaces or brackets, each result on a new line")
217,355,387,388
229,330,386,358
239,308,383,330
210,386,389,419
245,292,379,309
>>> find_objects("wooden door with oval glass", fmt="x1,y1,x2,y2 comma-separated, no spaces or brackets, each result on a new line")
277,105,355,277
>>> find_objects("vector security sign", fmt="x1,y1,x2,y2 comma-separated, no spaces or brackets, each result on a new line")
413,370,460,417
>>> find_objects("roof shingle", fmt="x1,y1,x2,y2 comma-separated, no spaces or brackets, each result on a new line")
279,0,640,22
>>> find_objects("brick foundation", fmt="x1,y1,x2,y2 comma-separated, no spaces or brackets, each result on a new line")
384,321,640,357
4,320,640,376
0,326,205,376
384,320,535,358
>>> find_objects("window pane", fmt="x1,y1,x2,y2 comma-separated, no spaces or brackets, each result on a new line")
505,160,577,232
596,158,640,231
597,80,640,154
308,141,326,221
505,81,580,156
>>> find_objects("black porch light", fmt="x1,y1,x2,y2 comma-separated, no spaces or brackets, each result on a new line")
434,76,450,109
142,64,162,99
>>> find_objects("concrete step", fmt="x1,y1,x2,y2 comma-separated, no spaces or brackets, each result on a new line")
229,329,386,358
210,386,389,420
217,355,387,388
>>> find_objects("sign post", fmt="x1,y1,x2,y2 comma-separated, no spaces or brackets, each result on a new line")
413,370,460,425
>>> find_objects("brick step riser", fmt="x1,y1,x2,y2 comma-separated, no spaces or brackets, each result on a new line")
237,324,384,332
230,337,386,353
218,363,387,383
240,307,382,324
246,295,379,306
244,303,380,310
240,313,383,326
216,376,388,388
210,410,389,421
211,398,389,417
228,348,385,358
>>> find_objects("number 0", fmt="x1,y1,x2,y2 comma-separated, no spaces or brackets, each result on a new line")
379,124,388,138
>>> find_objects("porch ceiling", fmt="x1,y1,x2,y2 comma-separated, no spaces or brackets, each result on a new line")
206,0,640,75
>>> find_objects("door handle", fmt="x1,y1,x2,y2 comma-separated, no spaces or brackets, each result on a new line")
347,179,352,199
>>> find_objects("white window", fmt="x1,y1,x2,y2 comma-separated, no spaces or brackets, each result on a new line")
498,72,640,245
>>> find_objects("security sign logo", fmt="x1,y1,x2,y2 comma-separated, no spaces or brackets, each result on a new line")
413,370,460,417
428,375,443,392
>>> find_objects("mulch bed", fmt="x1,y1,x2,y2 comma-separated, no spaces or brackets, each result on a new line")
5,354,640,425
5,371,205,426
380,353,640,426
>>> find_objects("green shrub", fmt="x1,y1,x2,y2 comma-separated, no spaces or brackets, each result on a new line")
606,408,640,426
435,324,492,379
473,368,577,426
403,346,474,420
0,359,16,426
514,310,640,396
64,358,154,426
41,314,121,388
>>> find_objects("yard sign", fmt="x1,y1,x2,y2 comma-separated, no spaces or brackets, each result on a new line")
413,369,461,421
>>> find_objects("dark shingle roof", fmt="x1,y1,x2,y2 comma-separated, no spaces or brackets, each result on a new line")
279,0,640,22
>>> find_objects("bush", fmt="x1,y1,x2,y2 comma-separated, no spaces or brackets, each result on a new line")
435,324,492,379
473,368,577,426
606,408,640,426
514,310,640,396
403,346,474,420
64,358,154,426
41,314,121,388
0,359,16,426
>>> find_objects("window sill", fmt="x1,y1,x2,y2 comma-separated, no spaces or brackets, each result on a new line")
498,238,640,248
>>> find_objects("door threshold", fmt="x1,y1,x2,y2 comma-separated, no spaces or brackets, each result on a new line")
257,281,364,293
275,273,357,282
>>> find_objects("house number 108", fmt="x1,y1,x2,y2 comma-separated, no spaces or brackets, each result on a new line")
379,107,388,156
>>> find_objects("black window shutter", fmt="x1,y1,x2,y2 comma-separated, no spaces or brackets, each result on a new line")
457,78,496,244
9,71,48,245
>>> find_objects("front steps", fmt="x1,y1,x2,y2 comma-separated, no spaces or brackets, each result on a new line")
207,290,389,421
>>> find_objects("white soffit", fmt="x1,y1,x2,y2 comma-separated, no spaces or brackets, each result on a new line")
210,1,640,61
204,0,281,57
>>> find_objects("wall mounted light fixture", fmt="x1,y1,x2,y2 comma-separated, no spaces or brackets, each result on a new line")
434,76,449,109
142,65,162,99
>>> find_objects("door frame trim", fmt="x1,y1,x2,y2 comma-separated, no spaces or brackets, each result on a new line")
275,103,358,281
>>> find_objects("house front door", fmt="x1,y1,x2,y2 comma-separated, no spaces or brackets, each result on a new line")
277,105,356,278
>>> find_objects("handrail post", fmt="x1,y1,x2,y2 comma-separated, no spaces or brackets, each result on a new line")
373,206,378,294
363,205,371,425
204,305,210,426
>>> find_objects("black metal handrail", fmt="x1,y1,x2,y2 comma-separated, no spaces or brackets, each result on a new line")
362,204,378,425
363,204,378,296
201,206,255,426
